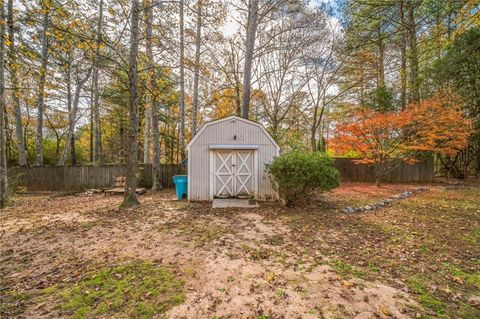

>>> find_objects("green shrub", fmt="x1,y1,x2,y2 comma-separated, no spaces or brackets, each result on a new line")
266,151,339,206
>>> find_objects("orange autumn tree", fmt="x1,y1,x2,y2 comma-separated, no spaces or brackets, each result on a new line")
409,91,472,178
330,110,414,185
331,90,472,185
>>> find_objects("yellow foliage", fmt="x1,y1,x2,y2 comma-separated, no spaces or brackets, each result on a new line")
211,87,239,119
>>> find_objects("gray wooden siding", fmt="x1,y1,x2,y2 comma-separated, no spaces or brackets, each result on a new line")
188,118,279,201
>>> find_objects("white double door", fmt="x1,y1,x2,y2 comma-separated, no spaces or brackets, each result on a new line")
212,150,256,198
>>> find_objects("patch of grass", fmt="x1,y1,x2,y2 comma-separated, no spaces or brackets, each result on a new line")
456,302,480,319
241,244,271,261
50,261,184,319
367,262,381,273
443,263,480,289
0,291,31,317
217,188,479,318
79,220,100,230
463,228,480,245
329,259,365,278
177,223,227,247
275,288,287,298
379,223,406,236
419,245,431,254
264,234,284,246
407,276,446,316
217,287,228,294
174,202,190,210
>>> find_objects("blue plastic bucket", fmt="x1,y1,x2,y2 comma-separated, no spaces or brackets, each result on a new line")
173,175,188,200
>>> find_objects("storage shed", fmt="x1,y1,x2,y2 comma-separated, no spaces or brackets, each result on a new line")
187,116,280,201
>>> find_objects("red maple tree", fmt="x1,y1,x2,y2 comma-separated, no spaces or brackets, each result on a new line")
331,90,472,185
408,90,472,177
331,109,414,185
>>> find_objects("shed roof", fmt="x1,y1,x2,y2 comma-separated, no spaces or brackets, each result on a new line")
186,115,280,151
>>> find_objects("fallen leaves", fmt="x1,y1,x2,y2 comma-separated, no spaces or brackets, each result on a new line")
264,271,276,283
342,280,355,288
379,303,392,318
1,186,479,318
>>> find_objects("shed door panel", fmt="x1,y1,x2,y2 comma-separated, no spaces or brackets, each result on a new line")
213,150,254,198
234,151,254,197
214,151,234,197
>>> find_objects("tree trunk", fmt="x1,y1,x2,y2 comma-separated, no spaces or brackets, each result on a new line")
93,0,104,165
241,0,259,119
60,59,72,165
179,0,186,161
310,98,326,152
120,119,125,163
310,102,319,152
192,0,202,136
143,107,151,163
121,0,141,208
7,0,27,166
59,68,92,166
145,0,162,191
89,78,94,162
5,108,11,162
310,131,317,152
169,123,175,164
359,63,365,105
476,136,480,180
70,131,76,166
35,3,50,166
151,107,161,190
377,23,385,88
319,122,326,152
399,0,407,109
175,125,180,163
375,162,382,187
406,0,420,102
0,1,8,208
476,151,480,181
271,120,279,141
235,83,241,116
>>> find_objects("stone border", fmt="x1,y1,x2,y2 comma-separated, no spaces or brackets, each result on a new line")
443,185,479,190
341,188,429,214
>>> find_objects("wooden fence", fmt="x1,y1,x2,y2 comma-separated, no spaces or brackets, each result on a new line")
334,158,434,183
8,158,433,192
8,164,186,191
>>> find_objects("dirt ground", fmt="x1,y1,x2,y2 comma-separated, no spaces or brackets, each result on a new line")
1,182,479,318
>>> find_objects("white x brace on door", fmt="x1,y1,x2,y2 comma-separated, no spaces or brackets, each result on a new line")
212,150,256,198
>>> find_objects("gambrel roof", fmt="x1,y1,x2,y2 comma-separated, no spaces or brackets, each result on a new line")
186,115,280,151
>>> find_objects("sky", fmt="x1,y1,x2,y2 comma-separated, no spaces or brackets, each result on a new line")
220,0,342,38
